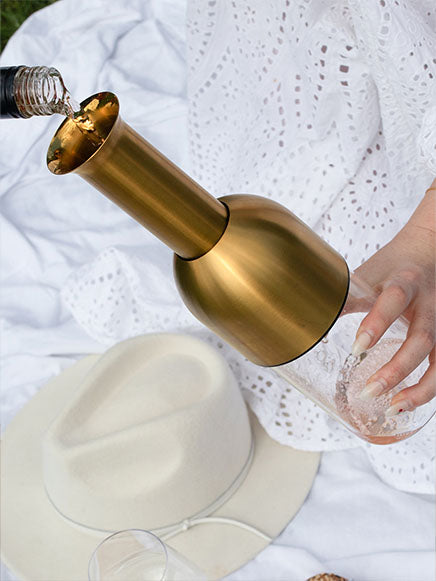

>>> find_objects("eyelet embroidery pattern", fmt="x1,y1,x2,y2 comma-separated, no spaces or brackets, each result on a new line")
184,0,436,491
186,0,435,268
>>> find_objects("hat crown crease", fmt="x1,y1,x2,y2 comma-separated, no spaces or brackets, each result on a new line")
53,352,214,446
42,334,252,531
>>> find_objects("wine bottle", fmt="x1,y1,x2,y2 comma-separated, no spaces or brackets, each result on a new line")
0,65,78,119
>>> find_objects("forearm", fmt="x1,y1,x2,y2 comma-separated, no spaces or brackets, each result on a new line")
397,179,436,245
406,179,436,233
377,180,436,275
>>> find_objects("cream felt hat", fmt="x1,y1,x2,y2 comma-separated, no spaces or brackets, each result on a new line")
1,333,320,580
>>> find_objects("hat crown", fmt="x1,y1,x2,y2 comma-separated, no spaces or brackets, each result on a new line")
43,334,252,531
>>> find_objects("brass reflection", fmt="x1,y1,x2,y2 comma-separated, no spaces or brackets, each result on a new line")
175,195,349,366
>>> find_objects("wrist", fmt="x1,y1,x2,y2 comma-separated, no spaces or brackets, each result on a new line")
394,223,435,269
406,182,436,234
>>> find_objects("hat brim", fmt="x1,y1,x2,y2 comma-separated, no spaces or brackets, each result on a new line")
1,353,320,580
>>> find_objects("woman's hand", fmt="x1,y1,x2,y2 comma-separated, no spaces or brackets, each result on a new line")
351,181,436,415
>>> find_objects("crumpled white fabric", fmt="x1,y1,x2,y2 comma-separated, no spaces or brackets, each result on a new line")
1,1,435,580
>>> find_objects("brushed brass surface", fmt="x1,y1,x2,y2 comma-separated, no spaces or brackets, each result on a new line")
175,195,349,366
48,92,349,367
47,92,227,259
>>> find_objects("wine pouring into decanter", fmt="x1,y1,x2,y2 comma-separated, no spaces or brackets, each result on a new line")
38,90,434,444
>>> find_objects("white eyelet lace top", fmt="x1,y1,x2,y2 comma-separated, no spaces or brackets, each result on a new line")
63,0,436,493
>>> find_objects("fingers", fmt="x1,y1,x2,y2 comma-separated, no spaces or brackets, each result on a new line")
349,266,435,413
386,353,436,415
352,269,419,356
359,313,435,400
350,266,435,412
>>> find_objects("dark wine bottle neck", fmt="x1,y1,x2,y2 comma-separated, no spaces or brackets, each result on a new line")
0,67,25,119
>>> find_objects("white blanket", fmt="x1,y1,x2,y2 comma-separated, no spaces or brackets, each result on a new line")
1,1,434,580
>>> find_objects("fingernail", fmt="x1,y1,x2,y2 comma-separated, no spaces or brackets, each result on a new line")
385,400,413,417
359,379,386,401
351,331,373,356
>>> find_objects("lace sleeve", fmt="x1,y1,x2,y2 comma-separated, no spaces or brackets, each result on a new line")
347,0,436,176
418,106,436,175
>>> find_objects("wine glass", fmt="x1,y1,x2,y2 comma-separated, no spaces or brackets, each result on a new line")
88,529,206,581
